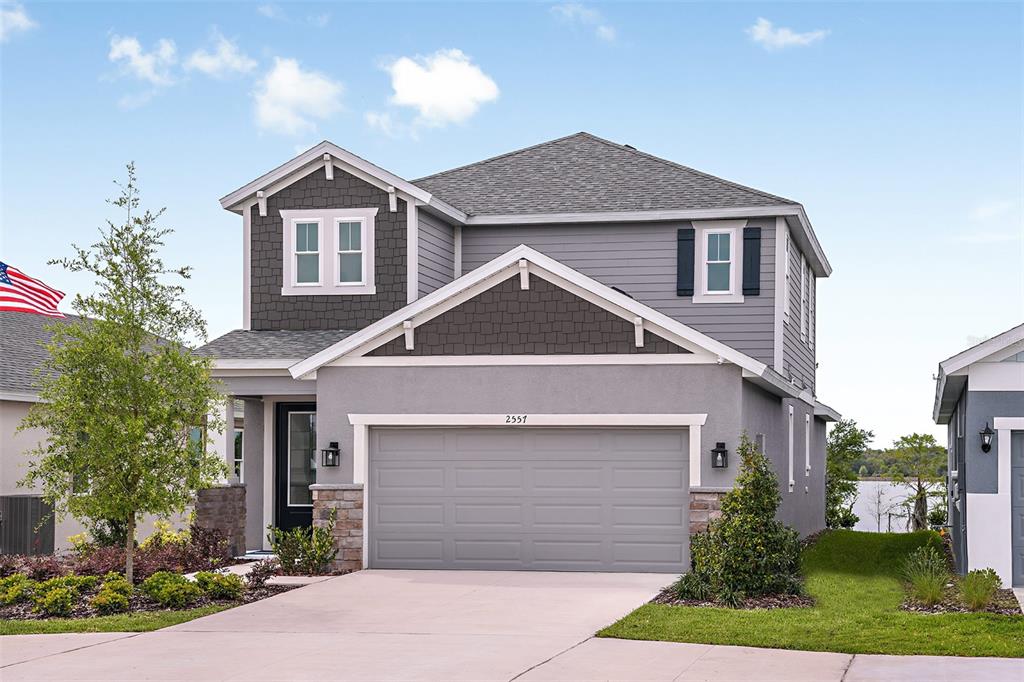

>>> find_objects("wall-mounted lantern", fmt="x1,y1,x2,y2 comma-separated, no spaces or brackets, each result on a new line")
321,441,341,467
979,423,994,453
710,442,728,468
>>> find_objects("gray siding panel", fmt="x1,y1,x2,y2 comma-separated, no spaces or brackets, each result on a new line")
461,219,777,367
418,211,455,296
782,233,816,392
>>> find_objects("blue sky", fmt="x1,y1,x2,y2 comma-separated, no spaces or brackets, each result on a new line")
2,1,1022,445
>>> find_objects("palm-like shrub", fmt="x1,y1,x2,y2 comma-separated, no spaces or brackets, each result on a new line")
680,434,802,605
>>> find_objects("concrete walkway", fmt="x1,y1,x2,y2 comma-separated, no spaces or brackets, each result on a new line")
1,570,1021,681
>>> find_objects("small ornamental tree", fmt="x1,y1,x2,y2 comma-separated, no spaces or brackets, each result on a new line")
825,419,873,529
681,434,802,605
887,433,946,531
19,164,225,583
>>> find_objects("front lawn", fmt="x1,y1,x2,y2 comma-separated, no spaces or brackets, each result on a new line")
0,604,230,635
599,530,1024,658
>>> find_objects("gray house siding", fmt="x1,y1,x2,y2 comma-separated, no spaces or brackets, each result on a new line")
418,211,455,296
315,364,744,490
948,387,968,572
740,382,824,536
250,167,407,331
782,233,816,392
460,218,777,367
964,389,1024,494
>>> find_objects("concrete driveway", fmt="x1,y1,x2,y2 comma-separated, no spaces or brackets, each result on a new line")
2,570,1022,681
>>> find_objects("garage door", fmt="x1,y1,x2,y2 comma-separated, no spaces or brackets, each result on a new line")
368,427,689,572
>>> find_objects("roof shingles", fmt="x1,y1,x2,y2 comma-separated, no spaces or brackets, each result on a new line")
413,132,797,216
196,329,355,360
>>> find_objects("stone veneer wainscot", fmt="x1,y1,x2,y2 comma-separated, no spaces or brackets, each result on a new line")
311,483,364,573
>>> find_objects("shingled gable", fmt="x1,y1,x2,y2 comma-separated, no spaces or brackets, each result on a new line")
288,245,770,380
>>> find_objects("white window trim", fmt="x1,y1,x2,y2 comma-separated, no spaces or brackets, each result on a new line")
335,217,368,287
799,253,808,343
783,228,791,320
804,413,811,476
281,208,378,296
787,405,795,491
691,219,746,304
291,218,323,288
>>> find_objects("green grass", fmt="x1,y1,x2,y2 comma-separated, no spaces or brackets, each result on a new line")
0,605,231,636
599,530,1024,658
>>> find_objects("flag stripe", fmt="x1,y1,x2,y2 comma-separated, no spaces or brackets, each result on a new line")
7,268,63,304
0,261,65,317
0,283,57,310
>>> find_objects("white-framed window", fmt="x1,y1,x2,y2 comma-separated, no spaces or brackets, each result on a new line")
233,429,244,482
336,219,365,285
293,219,321,286
691,220,745,304
799,254,808,343
280,208,378,296
804,413,811,476
787,405,795,492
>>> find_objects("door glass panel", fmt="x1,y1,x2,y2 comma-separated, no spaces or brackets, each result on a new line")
288,412,316,506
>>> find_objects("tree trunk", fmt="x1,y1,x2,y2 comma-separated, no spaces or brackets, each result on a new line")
125,514,136,584
912,483,928,531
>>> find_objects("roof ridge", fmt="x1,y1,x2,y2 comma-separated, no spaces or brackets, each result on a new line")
411,131,592,183
578,132,797,206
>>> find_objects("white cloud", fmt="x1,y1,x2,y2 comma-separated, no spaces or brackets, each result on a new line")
1,2,36,42
256,4,282,20
108,35,177,86
382,49,498,127
185,31,256,78
551,3,616,42
746,18,829,51
254,57,343,135
969,199,1015,222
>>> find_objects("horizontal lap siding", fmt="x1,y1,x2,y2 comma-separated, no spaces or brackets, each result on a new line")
783,235,816,392
418,211,456,296
461,221,776,366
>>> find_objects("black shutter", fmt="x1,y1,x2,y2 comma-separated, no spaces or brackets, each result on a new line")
743,227,761,296
676,228,695,296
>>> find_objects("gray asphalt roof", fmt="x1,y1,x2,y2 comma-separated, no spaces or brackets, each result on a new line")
0,311,80,395
196,328,355,360
413,132,797,216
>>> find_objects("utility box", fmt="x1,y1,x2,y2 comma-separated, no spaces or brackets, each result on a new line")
0,495,55,555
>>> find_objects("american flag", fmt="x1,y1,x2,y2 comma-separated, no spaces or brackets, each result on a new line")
0,261,65,317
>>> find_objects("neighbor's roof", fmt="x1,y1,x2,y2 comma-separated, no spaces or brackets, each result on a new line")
932,322,1024,424
0,311,79,398
196,328,356,360
413,132,798,216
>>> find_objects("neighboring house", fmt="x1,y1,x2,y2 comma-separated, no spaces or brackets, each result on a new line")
933,323,1024,587
0,310,238,554
200,132,840,573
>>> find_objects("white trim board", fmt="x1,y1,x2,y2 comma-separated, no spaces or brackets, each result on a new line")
331,354,719,367
289,244,767,380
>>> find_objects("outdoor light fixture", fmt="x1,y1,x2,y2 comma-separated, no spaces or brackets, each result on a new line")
980,423,994,453
710,442,728,468
321,441,341,467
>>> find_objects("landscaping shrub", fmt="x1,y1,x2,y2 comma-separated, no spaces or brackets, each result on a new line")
140,571,202,608
683,434,802,605
101,572,133,597
267,509,338,575
0,574,36,605
139,520,190,551
902,545,948,606
959,568,1001,611
674,571,711,601
34,586,75,617
34,575,99,597
20,554,63,581
91,588,130,614
194,571,245,600
0,554,19,577
245,558,280,589
72,546,126,578
70,525,231,582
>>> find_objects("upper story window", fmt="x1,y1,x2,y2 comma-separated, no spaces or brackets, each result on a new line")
690,220,745,304
294,221,321,285
280,208,378,296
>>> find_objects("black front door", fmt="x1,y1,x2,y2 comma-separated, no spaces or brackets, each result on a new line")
275,402,317,531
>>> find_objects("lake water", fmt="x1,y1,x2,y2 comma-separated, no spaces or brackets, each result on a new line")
851,480,916,532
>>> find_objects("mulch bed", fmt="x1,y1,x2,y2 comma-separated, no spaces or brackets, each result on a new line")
902,587,1022,616
651,585,814,610
0,583,296,622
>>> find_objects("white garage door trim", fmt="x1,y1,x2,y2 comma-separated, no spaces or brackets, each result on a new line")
347,413,707,568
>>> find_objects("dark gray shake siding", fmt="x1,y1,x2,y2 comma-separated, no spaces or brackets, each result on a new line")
250,167,407,331
782,234,816,392
315,363,744,488
370,274,689,356
460,219,777,368
418,211,456,296
741,382,824,536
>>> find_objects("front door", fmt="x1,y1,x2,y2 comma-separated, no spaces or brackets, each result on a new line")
275,403,317,531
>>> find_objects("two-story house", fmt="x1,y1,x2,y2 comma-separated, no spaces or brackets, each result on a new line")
200,132,839,573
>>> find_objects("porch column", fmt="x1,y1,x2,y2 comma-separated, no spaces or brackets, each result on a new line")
210,396,237,484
